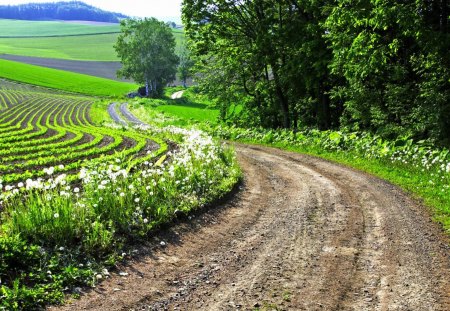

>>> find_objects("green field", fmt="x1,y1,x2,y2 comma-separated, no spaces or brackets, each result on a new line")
0,33,120,60
0,20,185,61
0,19,120,37
0,59,137,96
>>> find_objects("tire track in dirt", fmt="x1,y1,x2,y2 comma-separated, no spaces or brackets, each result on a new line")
51,144,450,311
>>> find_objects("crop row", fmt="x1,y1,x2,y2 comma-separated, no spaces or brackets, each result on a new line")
0,84,167,184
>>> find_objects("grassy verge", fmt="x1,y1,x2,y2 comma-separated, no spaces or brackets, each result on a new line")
0,59,136,97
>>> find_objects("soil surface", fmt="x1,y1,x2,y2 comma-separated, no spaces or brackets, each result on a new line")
0,55,193,86
51,144,450,311
0,54,128,82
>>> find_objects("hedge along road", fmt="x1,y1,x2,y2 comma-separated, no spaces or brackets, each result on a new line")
52,110,450,310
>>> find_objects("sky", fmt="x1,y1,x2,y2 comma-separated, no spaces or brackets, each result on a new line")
0,0,183,22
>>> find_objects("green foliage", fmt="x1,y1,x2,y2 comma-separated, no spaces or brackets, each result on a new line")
183,0,450,145
0,129,240,309
176,43,194,87
0,59,137,96
115,18,179,97
325,0,450,142
183,0,335,129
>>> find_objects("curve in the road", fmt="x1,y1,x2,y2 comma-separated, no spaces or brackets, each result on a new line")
54,144,450,311
107,102,127,126
119,103,148,126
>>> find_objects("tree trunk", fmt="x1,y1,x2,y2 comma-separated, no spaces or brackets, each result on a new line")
271,64,290,128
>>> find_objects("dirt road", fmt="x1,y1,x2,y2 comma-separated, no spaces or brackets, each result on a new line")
54,144,449,310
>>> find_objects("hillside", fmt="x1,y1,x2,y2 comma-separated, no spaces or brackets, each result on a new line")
0,1,127,23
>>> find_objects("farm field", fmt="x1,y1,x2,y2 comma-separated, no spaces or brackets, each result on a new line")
0,18,120,37
0,79,166,184
0,20,185,61
0,59,137,96
0,77,240,309
0,33,120,60
0,54,128,82
0,4,448,309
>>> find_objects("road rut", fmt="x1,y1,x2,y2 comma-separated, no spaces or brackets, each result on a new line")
53,144,450,310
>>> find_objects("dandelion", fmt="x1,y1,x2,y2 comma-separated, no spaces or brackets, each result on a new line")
74,187,80,193
120,192,125,197
54,213,59,218
134,198,140,203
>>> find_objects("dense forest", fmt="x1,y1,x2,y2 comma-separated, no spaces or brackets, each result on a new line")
182,0,449,145
0,1,127,22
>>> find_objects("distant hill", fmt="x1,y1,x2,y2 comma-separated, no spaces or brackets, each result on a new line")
0,1,127,23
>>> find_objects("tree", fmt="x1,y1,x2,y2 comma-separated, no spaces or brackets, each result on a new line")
325,0,449,141
177,43,195,87
182,0,335,129
115,18,179,97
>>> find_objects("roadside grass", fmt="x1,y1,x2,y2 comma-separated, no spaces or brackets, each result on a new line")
0,19,120,37
0,59,137,96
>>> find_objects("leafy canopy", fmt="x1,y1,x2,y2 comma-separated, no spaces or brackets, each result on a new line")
115,18,179,97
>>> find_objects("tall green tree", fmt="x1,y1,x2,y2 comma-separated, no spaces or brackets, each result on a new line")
115,18,179,97
177,43,195,88
182,0,335,129
325,0,449,141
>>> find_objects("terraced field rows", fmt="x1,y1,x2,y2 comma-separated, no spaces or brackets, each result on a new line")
0,80,167,184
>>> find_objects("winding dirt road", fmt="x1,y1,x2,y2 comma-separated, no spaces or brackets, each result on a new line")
53,143,450,310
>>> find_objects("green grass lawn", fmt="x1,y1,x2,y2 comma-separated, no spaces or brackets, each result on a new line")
128,88,219,127
0,20,185,61
0,59,137,97
0,19,120,37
